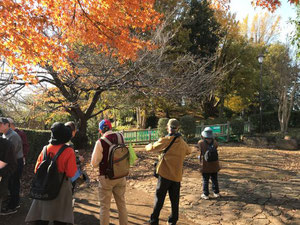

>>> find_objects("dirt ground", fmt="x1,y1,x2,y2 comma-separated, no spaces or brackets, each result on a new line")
0,144,299,225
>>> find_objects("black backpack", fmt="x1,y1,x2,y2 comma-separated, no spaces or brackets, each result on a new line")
203,141,218,162
30,145,68,200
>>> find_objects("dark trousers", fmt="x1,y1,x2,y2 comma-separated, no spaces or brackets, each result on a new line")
35,220,67,225
150,176,180,225
202,172,219,196
8,158,23,208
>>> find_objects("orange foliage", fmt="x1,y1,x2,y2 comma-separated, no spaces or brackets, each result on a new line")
210,0,298,11
0,0,161,81
251,0,298,12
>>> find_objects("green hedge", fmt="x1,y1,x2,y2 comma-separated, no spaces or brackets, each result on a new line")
23,129,51,163
180,115,196,142
249,111,300,133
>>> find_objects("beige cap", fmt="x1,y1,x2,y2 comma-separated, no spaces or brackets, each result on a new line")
167,118,180,129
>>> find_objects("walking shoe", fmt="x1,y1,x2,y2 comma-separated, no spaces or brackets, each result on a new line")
201,193,209,200
213,193,220,198
15,204,20,209
0,207,18,215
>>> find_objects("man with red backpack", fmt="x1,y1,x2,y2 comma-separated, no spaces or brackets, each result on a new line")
91,119,128,225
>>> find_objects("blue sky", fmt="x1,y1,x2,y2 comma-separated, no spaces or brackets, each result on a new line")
229,0,297,43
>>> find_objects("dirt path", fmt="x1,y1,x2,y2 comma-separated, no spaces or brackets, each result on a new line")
0,144,299,225
74,184,196,225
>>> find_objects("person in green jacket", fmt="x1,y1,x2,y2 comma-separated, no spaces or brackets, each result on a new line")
145,119,191,225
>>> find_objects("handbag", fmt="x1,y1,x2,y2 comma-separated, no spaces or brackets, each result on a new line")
153,135,179,178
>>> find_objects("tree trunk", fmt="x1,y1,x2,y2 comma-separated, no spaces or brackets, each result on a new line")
278,78,298,135
72,117,89,150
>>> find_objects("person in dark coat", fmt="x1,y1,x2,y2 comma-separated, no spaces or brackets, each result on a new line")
0,117,23,215
198,127,221,200
0,137,17,213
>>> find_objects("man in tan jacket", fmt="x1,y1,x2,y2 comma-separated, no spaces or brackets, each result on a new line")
145,119,191,225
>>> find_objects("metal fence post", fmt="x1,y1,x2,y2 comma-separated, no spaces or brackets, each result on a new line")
227,121,230,142
148,127,151,143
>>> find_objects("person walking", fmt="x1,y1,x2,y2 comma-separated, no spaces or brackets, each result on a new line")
25,122,77,225
0,137,17,213
145,118,191,225
91,119,128,225
198,127,221,200
0,117,23,215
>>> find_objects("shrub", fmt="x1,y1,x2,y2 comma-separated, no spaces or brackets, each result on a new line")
146,114,159,129
180,115,196,141
249,112,280,133
230,118,245,135
157,118,169,137
85,117,100,146
202,117,227,125
289,111,300,128
23,129,51,163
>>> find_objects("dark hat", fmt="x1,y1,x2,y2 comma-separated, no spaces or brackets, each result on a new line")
49,122,72,145
0,117,9,124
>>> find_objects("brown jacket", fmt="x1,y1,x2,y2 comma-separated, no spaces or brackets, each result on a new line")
146,135,191,182
198,139,220,173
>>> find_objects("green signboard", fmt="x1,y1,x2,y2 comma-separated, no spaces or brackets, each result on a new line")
210,126,221,133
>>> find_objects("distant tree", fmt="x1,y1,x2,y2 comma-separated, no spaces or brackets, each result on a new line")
240,12,281,45
264,43,300,134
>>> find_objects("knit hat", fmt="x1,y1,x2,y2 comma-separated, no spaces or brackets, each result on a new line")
201,127,213,139
49,122,72,145
99,119,112,131
167,118,180,129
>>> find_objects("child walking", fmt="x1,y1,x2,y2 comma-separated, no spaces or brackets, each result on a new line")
198,127,221,200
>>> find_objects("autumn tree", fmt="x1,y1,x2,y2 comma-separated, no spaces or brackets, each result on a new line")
0,0,161,80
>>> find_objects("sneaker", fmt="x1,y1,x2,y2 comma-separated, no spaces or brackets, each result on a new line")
15,205,20,209
72,199,76,207
201,194,209,200
213,193,220,198
0,207,18,216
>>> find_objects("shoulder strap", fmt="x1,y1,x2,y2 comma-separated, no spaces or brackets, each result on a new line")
163,135,178,154
116,133,123,144
102,137,113,146
52,144,69,162
42,146,48,160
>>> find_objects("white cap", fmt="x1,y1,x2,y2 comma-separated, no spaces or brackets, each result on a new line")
6,118,14,124
201,127,213,138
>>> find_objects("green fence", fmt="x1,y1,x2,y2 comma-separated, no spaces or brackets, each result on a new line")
122,129,159,143
195,123,230,142
123,122,251,143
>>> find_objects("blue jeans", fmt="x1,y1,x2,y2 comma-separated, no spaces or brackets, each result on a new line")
202,173,219,196
150,176,180,225
8,158,23,208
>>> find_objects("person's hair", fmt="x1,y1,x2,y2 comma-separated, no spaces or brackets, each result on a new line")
169,127,178,134
101,126,110,133
65,121,76,132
